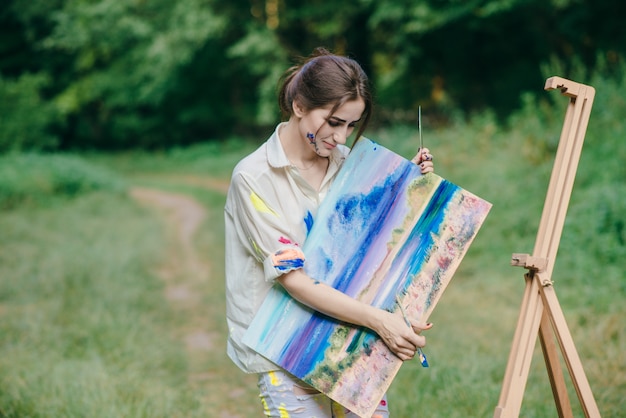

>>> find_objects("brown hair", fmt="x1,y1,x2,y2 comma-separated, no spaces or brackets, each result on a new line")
278,47,373,142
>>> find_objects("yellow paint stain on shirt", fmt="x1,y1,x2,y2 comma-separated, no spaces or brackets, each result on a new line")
250,192,279,217
332,406,347,418
249,237,264,261
261,397,270,415
278,403,290,418
268,370,282,386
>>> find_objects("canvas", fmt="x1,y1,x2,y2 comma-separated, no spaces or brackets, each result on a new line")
243,138,492,417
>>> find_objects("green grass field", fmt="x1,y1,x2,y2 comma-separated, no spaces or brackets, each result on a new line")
1,81,625,417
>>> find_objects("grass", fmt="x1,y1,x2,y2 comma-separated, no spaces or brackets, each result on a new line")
0,153,126,210
1,72,625,416
0,192,194,417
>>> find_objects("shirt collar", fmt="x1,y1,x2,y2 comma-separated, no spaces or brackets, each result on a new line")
267,123,291,168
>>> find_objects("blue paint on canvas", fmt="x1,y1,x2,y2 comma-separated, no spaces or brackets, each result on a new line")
243,138,491,417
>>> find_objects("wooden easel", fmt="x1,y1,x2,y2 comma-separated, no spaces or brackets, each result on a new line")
493,77,600,418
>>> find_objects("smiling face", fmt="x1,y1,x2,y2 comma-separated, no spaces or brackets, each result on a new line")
293,99,366,157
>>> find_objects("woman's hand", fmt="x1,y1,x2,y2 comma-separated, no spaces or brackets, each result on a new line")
411,147,435,174
373,310,433,361
279,270,434,361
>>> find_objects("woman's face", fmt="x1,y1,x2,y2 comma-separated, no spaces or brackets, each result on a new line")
296,99,366,157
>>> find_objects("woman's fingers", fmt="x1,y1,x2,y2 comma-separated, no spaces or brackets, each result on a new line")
411,147,435,173
377,311,433,361
411,321,434,335
419,161,434,173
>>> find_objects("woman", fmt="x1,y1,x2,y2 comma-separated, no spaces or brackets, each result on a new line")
225,47,434,417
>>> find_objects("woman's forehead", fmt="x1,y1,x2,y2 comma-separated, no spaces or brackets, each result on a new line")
324,99,366,121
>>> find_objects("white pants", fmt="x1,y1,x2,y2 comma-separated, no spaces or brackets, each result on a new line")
257,369,389,418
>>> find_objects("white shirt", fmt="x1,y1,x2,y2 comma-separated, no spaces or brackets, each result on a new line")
224,123,350,373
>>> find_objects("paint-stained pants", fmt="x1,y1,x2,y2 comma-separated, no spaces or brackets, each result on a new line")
258,370,389,418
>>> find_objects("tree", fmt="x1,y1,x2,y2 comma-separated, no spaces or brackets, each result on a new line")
1,0,625,150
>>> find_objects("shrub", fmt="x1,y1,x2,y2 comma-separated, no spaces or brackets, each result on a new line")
0,73,59,152
0,153,127,210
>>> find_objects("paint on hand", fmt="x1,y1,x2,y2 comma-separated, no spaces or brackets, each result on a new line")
250,191,279,217
272,248,305,271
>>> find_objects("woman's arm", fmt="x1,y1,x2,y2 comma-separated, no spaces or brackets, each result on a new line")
278,269,432,361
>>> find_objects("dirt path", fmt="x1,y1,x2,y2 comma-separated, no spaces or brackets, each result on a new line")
130,179,259,417
130,187,215,351
130,187,207,278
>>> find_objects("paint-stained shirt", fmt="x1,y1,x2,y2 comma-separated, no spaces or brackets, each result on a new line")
224,123,350,373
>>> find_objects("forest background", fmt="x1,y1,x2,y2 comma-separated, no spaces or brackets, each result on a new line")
1,0,625,417
2,0,626,151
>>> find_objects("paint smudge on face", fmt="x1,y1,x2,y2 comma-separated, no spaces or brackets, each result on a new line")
304,211,314,236
306,132,324,154
272,248,305,271
250,191,279,217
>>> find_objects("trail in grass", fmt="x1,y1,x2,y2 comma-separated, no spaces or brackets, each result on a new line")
131,187,207,279
131,180,257,418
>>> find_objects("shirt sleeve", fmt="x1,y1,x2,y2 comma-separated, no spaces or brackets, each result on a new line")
226,170,305,283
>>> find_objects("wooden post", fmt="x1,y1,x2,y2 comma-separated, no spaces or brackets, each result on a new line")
493,77,600,417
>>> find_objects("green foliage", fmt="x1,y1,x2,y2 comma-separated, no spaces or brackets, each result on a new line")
0,153,126,210
46,0,226,106
0,73,59,152
501,56,626,300
3,0,626,150
40,0,231,148
227,25,289,125
88,138,259,178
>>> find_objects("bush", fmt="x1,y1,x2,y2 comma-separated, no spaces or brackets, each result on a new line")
0,73,59,152
0,153,127,210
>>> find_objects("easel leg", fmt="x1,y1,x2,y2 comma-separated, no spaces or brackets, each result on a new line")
539,278,602,417
494,273,543,418
539,308,573,418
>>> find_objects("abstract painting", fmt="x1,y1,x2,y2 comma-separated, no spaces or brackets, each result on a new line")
243,138,492,417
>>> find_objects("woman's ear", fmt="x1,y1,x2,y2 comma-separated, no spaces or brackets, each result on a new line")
292,100,307,118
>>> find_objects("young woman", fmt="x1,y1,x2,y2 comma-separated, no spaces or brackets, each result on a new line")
225,47,434,417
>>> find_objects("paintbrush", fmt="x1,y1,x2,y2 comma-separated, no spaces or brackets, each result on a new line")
418,105,423,152
395,294,429,367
